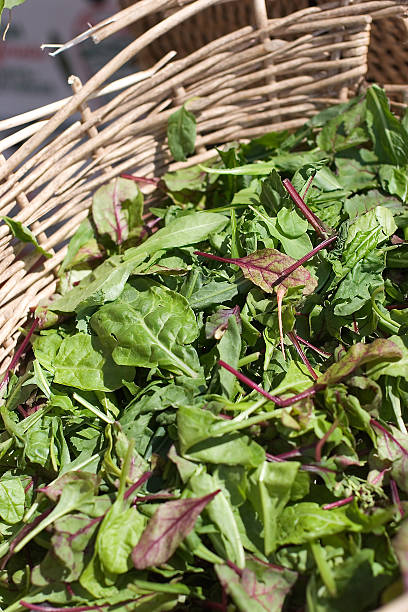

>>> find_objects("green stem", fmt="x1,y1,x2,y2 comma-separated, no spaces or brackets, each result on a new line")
211,409,281,436
310,540,337,597
370,287,400,333
230,208,241,258
118,438,135,499
73,392,115,424
238,352,261,367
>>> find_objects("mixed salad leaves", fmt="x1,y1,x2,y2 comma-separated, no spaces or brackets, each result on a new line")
1,85,408,611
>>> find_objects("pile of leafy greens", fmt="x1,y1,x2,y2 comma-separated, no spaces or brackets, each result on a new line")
1,85,408,612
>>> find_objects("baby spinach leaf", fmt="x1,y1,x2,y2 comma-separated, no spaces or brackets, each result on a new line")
0,478,25,524
167,104,197,162
90,282,200,378
53,333,135,391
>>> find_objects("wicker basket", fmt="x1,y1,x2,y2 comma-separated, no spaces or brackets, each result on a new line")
121,0,408,99
0,1,408,608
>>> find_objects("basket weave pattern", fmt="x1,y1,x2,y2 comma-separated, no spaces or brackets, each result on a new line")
0,0,406,371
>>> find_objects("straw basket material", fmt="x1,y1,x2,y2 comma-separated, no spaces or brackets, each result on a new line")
121,0,408,99
0,0,407,375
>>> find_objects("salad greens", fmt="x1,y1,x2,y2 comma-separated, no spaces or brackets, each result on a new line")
1,84,408,611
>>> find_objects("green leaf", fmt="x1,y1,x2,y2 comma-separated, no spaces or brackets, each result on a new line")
2,216,52,258
90,280,200,378
124,211,228,260
51,256,135,313
379,165,408,201
13,473,98,554
167,104,197,162
59,218,96,275
53,333,135,391
366,84,408,166
177,405,265,467
278,502,359,545
218,315,241,399
277,207,309,239
97,505,145,574
189,470,245,568
188,279,239,309
249,461,300,555
0,478,25,524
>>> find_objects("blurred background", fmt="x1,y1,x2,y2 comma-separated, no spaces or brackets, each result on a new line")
0,0,135,119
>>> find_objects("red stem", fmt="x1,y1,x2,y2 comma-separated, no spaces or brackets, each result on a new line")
20,604,108,612
315,419,339,462
218,360,322,408
0,318,39,392
123,471,152,501
194,251,235,265
390,478,404,518
120,173,159,186
1,508,52,569
287,331,318,380
386,303,408,310
295,334,331,358
282,179,329,239
323,495,354,510
303,174,314,198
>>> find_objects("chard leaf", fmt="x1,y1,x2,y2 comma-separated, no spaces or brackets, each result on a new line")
197,249,317,295
317,339,402,387
366,84,408,166
374,423,408,493
53,333,135,392
206,306,241,340
13,473,98,554
216,558,297,612
2,216,52,258
167,104,197,162
344,189,403,220
132,491,219,569
393,519,408,590
91,177,143,244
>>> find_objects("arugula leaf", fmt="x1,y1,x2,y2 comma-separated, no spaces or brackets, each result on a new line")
366,84,408,166
2,216,52,258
